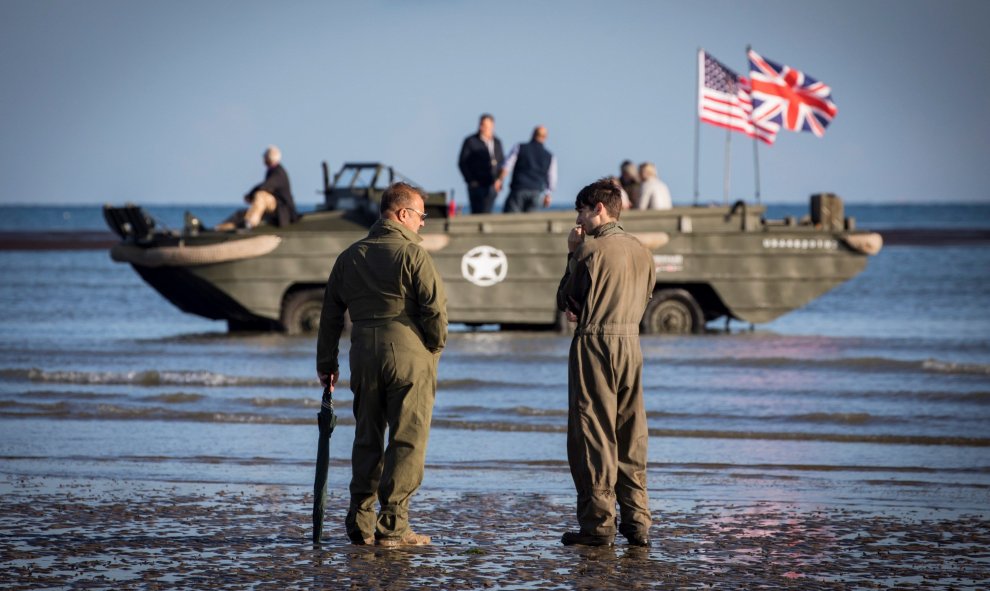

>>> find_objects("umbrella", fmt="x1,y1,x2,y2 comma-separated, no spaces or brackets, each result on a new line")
312,384,337,545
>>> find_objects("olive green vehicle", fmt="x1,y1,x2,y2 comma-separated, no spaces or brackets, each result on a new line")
104,162,882,334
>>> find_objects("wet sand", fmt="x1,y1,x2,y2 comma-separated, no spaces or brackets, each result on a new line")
1,475,987,590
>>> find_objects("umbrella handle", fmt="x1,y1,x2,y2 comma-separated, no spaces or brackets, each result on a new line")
321,385,334,413
319,386,338,432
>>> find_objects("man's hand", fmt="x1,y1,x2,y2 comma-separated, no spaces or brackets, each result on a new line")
565,310,577,322
318,371,339,391
567,226,584,253
542,193,552,208
494,179,503,193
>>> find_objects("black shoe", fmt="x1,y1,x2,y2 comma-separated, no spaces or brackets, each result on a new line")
561,531,614,546
624,534,651,547
347,532,375,545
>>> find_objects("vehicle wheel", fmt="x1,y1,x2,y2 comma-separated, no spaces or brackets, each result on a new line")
228,316,279,332
640,288,703,335
281,288,325,335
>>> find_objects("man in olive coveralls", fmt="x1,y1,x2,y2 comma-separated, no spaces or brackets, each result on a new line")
557,178,656,547
316,182,447,548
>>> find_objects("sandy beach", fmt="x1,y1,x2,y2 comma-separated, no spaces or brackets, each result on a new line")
2,474,987,589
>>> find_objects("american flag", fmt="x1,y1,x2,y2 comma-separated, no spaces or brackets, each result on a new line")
698,50,777,144
748,48,838,137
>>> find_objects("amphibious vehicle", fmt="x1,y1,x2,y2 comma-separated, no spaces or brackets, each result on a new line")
105,162,882,334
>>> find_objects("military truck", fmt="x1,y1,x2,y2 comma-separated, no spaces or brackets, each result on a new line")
104,162,882,334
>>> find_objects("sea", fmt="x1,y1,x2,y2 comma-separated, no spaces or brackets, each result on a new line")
1,203,989,515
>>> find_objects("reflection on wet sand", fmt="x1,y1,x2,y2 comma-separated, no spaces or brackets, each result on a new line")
2,475,987,589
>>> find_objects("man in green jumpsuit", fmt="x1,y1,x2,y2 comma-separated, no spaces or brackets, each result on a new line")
556,178,656,547
316,182,447,548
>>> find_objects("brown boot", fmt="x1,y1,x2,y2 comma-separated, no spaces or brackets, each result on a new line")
561,531,614,546
376,531,431,548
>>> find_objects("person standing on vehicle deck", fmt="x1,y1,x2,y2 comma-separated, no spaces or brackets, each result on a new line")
458,113,505,214
498,125,557,213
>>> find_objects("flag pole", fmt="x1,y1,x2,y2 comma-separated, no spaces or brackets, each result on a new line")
746,45,761,204
752,137,761,204
694,48,702,205
723,128,731,205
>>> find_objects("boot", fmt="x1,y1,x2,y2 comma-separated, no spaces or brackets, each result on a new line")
561,531,614,546
376,531,431,548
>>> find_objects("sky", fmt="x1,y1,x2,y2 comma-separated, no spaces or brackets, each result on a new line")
2,0,989,209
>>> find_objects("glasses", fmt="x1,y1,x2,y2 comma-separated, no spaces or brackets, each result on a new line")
404,207,428,221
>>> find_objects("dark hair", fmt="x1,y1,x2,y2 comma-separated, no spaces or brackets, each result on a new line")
380,182,426,215
479,113,494,124
575,178,622,219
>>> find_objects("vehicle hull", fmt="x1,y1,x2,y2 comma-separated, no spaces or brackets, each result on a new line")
109,203,878,332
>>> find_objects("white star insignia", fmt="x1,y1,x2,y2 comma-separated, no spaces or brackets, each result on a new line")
461,246,508,287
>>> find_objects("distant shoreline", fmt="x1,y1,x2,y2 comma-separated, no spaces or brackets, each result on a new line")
878,228,990,245
2,228,989,251
0,231,119,251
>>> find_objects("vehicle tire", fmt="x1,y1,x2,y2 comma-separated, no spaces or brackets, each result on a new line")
281,288,326,335
228,317,279,332
640,288,704,335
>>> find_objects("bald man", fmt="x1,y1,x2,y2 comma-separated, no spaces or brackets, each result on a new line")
499,125,557,213
217,145,299,231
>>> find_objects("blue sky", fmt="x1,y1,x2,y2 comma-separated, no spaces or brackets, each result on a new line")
2,0,988,208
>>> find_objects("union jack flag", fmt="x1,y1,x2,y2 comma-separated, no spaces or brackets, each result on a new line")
748,48,838,137
698,50,778,145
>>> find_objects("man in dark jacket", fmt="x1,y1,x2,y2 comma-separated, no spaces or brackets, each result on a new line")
556,178,656,548
217,145,299,230
498,125,557,213
317,182,447,548
458,113,504,214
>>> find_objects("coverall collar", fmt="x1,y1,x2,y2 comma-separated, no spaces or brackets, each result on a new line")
589,220,623,238
371,218,424,244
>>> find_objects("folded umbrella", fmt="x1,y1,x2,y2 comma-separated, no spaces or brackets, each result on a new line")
312,384,337,545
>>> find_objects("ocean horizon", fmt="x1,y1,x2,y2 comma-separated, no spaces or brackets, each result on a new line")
1,202,989,233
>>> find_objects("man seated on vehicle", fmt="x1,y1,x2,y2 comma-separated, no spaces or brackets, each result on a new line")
636,162,672,210
217,145,300,231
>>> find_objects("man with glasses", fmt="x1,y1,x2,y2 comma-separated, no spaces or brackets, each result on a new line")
317,182,447,548
557,178,656,547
